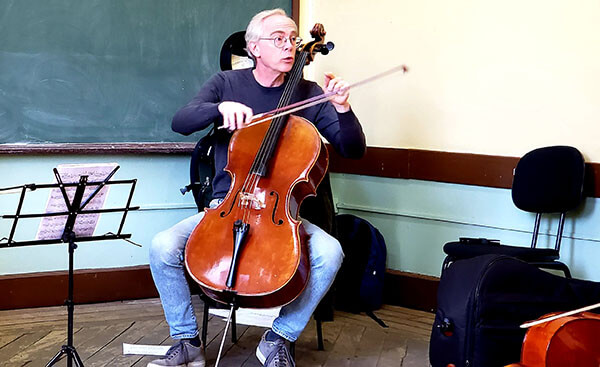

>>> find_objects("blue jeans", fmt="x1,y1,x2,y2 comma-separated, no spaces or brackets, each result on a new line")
149,201,344,342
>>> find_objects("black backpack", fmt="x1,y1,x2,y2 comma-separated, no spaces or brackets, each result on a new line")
334,214,387,326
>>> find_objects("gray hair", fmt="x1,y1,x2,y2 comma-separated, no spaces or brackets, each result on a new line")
245,8,296,51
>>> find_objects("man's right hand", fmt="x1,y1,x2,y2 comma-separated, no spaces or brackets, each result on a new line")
218,101,254,131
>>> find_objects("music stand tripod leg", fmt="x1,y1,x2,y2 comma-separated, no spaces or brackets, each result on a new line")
46,347,66,367
46,235,85,367
46,345,84,367
46,176,87,367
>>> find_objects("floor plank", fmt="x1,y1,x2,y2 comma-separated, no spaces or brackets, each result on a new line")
0,330,54,366
350,327,386,367
377,331,408,367
86,319,164,366
0,298,432,367
4,329,69,366
323,322,366,367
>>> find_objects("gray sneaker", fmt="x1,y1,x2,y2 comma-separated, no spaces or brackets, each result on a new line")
255,330,295,367
147,340,205,367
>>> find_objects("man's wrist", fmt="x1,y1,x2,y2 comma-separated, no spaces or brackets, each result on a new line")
334,103,351,113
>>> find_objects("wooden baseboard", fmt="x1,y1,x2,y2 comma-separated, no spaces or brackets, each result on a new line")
384,270,439,313
0,266,439,312
0,266,158,310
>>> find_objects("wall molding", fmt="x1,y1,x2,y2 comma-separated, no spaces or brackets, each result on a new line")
0,143,194,155
328,146,600,198
0,266,438,312
3,144,597,197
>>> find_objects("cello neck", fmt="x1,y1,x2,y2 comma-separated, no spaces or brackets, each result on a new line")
277,49,310,109
249,50,310,177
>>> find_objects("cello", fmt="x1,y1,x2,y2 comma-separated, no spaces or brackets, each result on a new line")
184,24,334,309
506,303,600,367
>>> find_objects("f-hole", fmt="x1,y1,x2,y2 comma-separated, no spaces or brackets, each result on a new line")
220,191,241,217
270,191,284,225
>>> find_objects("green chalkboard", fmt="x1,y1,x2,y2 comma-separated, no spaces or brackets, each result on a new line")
0,0,291,144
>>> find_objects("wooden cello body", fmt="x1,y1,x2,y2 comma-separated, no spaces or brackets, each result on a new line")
183,24,333,309
506,311,600,367
185,114,328,308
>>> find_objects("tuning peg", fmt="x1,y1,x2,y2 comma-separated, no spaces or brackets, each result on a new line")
318,42,335,55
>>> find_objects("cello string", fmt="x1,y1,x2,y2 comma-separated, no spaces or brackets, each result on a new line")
241,51,308,199
241,60,303,224
250,50,306,178
241,54,301,195
241,50,304,190
239,50,309,224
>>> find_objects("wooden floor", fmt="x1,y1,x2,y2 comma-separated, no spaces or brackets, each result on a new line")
0,297,433,367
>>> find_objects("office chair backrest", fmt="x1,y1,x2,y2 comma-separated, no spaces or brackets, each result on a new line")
219,30,253,71
512,146,585,214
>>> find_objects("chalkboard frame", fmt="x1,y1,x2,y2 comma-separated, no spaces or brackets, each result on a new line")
0,1,299,155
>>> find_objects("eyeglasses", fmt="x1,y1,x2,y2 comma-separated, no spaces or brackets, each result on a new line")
258,35,302,48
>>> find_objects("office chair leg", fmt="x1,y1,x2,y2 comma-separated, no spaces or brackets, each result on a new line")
231,309,237,343
316,319,324,350
202,301,209,349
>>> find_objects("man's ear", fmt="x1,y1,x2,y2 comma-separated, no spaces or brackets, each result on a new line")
247,41,260,59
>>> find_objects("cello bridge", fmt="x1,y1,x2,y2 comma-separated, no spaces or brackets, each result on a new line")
239,192,266,210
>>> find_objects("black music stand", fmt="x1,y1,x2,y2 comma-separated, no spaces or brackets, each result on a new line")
0,166,139,367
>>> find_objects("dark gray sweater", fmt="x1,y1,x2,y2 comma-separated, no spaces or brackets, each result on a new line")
172,68,366,199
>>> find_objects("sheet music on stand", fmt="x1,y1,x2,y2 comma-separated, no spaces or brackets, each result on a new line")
0,163,139,367
36,163,118,241
0,163,139,248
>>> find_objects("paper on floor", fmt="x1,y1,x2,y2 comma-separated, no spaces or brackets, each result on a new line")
122,343,170,356
208,306,281,328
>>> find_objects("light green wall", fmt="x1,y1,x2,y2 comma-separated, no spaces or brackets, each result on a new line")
0,155,196,274
2,156,599,282
330,173,600,280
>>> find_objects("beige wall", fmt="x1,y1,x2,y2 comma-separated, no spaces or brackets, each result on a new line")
299,0,600,162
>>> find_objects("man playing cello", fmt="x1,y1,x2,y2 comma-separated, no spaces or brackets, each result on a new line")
148,8,366,367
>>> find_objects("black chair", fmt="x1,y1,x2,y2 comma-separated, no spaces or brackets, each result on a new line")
219,30,253,71
182,30,332,353
442,146,586,278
